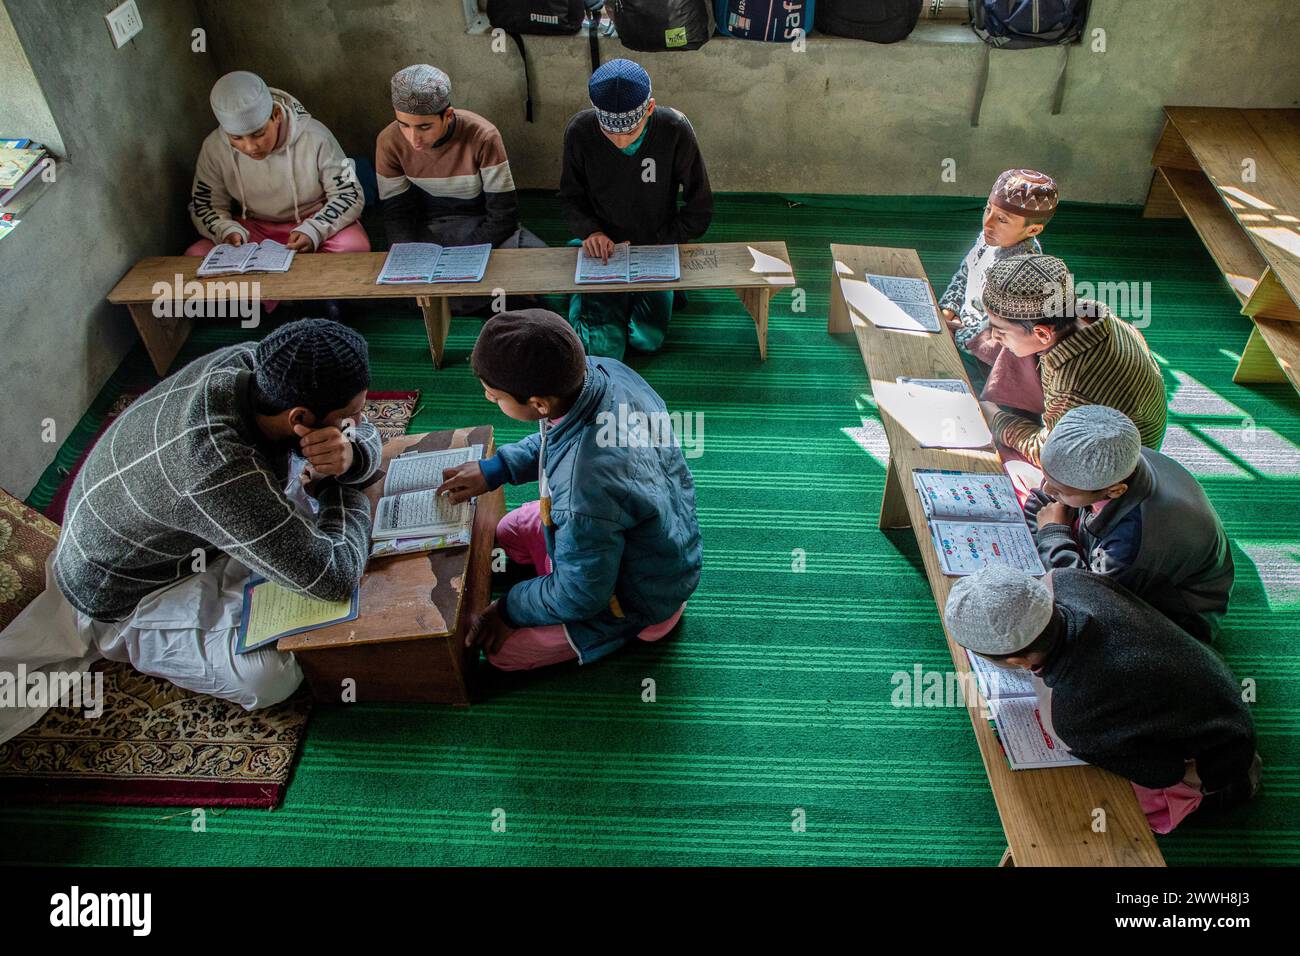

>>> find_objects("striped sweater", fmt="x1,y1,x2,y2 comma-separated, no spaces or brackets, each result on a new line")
375,110,521,247
992,304,1167,465
53,345,381,622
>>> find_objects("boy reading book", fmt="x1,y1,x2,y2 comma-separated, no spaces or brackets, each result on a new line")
558,59,713,361
939,168,1056,397
945,565,1260,834
377,65,546,314
437,309,701,670
1024,406,1234,644
976,254,1167,468
185,72,369,316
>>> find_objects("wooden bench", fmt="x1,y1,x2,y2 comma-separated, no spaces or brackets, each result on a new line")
828,244,1165,867
1143,107,1300,391
106,242,796,376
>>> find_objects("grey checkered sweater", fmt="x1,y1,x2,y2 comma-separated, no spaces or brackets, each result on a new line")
54,344,382,622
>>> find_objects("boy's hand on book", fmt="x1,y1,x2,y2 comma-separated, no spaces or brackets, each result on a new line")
465,600,510,654
437,463,487,504
286,230,314,253
583,231,616,264
222,233,245,247
293,424,354,477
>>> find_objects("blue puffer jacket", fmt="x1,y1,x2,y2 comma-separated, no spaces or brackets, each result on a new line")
480,357,702,663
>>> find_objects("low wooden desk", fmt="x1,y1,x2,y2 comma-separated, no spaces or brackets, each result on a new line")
1143,106,1300,391
277,426,503,706
106,241,796,375
829,244,1165,867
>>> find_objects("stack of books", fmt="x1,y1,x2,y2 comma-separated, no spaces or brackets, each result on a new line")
0,139,51,207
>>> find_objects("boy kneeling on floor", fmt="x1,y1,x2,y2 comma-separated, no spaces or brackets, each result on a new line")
438,309,702,670
945,565,1260,834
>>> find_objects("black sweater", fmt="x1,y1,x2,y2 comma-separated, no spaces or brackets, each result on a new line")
1037,569,1255,791
558,107,713,246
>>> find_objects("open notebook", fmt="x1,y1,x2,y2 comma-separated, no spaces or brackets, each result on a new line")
197,239,295,276
913,469,1045,576
236,576,359,654
575,243,680,283
967,651,1083,770
370,444,484,555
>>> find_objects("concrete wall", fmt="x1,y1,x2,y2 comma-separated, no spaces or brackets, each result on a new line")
0,2,63,155
195,0,1300,203
1,0,220,497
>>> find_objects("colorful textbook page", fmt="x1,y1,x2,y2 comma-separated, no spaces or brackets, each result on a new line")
913,470,1045,576
236,576,359,654
964,651,1084,771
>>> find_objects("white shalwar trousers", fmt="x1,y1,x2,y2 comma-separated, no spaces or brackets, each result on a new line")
0,552,303,745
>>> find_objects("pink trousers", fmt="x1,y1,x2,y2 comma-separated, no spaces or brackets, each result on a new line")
488,500,684,670
1131,781,1204,834
185,218,370,312
184,218,371,257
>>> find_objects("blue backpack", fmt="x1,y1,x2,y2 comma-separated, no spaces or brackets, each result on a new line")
968,1,1091,125
714,1,815,42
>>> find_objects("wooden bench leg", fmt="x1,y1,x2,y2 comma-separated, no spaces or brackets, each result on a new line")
879,456,910,530
828,265,852,334
1233,325,1286,383
1141,170,1185,220
418,295,453,369
128,303,192,376
733,287,771,360
998,847,1015,867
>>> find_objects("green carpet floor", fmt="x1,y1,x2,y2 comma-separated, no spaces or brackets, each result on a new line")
3,193,1298,866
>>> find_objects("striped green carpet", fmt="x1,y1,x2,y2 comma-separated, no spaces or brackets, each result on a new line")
4,194,1297,866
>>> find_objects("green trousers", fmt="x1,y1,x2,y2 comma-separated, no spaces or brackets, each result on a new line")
565,238,674,361
567,290,674,361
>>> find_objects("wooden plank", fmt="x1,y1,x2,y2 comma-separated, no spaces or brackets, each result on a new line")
106,242,796,304
127,303,191,376
1234,320,1296,386
418,295,453,369
1164,107,1300,310
832,243,1164,867
1157,167,1268,304
1151,115,1200,171
1243,267,1300,324
1141,169,1186,220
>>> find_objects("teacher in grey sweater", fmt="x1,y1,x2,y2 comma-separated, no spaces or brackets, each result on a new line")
40,319,381,712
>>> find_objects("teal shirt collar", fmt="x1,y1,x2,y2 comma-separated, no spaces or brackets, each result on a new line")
619,122,650,156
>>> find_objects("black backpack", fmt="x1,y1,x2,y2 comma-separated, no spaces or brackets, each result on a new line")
487,1,602,121
487,0,587,33
815,0,922,44
607,0,711,52
968,1,1091,125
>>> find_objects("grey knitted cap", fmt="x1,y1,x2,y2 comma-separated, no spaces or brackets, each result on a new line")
1041,406,1142,491
944,565,1054,656
392,64,451,115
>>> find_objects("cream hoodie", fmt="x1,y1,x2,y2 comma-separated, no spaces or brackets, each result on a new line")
188,89,362,249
